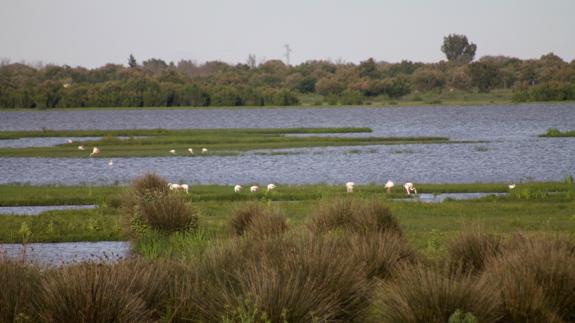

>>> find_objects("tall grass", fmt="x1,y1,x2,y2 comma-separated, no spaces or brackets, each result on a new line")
123,172,198,234
36,261,168,323
484,234,575,322
372,265,502,323
0,254,41,322
309,197,402,236
229,202,288,239
447,230,502,274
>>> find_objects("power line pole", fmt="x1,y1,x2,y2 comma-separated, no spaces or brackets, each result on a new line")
284,44,292,66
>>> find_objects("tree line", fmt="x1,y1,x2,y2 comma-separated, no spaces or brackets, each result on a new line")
1,35,574,108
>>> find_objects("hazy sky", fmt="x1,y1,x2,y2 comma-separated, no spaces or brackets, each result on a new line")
1,0,574,68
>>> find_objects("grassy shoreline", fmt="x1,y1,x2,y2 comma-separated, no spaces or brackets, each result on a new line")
0,127,469,157
1,91,574,112
0,180,573,244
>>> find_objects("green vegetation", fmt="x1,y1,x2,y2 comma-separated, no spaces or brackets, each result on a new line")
541,128,575,137
0,127,465,157
1,40,574,109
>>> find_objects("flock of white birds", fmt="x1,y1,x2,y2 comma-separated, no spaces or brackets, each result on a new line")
69,138,517,195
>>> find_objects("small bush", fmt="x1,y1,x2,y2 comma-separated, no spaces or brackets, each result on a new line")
138,192,198,233
229,202,288,239
309,197,402,236
448,309,479,323
485,235,575,322
372,265,502,323
447,230,502,275
36,261,169,323
0,255,41,322
130,172,169,197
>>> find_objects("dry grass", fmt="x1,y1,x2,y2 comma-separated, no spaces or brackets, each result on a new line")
138,192,198,233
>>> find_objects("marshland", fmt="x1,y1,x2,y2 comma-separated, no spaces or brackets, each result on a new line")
0,103,574,322
2,0,575,320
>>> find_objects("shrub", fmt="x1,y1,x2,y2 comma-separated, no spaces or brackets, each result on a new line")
485,235,575,322
36,261,169,323
447,230,502,275
309,197,402,236
372,265,502,323
138,192,198,233
229,202,288,238
448,309,479,323
0,255,41,322
130,172,169,197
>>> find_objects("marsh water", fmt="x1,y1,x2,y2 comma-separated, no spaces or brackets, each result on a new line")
0,205,96,216
1,103,574,185
0,241,130,265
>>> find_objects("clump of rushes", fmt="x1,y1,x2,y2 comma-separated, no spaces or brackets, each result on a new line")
308,197,402,236
170,234,370,322
36,261,169,323
447,229,503,275
229,202,288,239
138,192,198,234
0,254,41,322
372,264,502,323
484,234,575,322
123,172,198,234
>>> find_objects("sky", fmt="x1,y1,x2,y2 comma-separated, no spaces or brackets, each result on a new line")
1,0,574,68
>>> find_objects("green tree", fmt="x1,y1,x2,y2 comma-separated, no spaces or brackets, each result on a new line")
441,34,477,64
128,54,138,68
469,62,500,92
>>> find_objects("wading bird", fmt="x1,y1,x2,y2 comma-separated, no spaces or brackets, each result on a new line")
250,185,259,193
78,145,85,150
108,160,113,167
404,182,417,195
202,148,208,153
169,149,176,154
188,148,194,154
267,184,277,192
234,185,242,193
508,184,516,189
67,139,73,144
346,182,354,193
90,147,100,157
384,180,395,193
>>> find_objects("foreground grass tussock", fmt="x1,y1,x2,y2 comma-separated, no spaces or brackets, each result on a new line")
309,197,402,236
229,202,288,239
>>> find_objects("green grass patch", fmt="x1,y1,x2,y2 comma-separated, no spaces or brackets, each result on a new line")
540,128,575,137
0,127,465,157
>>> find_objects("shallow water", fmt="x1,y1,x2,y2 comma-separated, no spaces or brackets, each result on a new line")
0,104,574,185
399,192,508,203
0,136,145,148
0,205,96,216
0,241,130,265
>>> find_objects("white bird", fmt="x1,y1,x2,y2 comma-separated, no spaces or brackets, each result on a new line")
508,184,516,189
201,148,208,153
78,145,85,150
234,185,242,193
188,148,194,154
108,160,113,166
267,183,277,192
67,139,73,144
404,182,417,195
250,185,259,193
346,182,354,193
169,149,176,154
180,184,189,194
168,183,189,193
89,147,100,157
384,180,395,193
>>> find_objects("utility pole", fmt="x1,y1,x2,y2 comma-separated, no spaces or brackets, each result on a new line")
284,44,292,66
